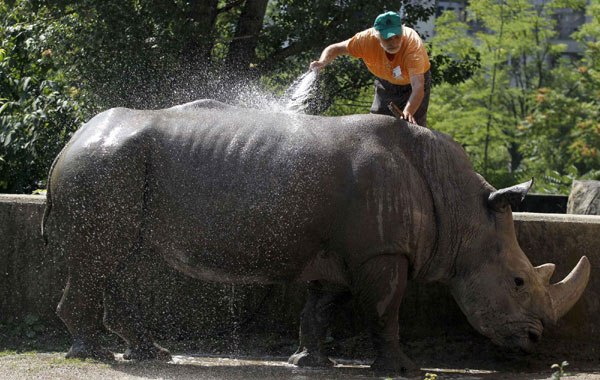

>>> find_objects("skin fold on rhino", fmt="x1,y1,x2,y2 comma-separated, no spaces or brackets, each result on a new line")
42,99,591,373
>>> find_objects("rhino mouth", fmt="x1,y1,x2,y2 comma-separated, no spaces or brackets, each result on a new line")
515,324,544,353
519,326,543,353
492,320,543,352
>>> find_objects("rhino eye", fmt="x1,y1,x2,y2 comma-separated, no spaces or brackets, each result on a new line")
514,277,525,287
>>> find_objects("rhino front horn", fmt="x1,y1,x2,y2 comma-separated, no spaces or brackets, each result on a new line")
548,256,591,322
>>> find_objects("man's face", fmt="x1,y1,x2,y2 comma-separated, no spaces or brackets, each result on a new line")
377,33,402,54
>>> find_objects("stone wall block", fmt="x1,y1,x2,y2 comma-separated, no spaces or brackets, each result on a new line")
567,180,600,215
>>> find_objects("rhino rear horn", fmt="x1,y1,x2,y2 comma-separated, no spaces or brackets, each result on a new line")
548,256,591,323
535,263,556,284
488,178,534,211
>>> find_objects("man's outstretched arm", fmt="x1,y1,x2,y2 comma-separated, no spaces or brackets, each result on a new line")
309,39,351,71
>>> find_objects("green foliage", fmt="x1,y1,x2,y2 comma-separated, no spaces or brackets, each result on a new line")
521,0,600,192
428,11,481,87
2,0,459,192
551,360,570,380
0,315,46,339
0,0,86,193
428,0,593,190
33,0,220,109
2,0,598,194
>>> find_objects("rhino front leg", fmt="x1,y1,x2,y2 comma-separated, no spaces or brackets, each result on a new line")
353,255,419,375
288,281,350,367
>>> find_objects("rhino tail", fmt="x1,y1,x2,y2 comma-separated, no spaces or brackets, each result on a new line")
41,187,51,247
41,162,55,247
42,144,67,247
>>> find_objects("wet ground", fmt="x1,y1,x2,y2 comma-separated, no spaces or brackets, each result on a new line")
0,351,599,380
1,329,598,380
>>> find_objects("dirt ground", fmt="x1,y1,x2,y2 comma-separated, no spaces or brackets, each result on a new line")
0,331,598,380
0,351,599,380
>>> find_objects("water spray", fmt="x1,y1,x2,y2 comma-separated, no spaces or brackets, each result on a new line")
281,68,319,113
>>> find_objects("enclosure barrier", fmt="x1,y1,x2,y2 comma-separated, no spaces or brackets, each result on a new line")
1,194,598,346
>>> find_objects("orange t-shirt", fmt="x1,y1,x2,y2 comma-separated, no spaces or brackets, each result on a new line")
347,26,430,85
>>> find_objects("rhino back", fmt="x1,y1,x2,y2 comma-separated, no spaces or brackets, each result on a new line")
142,108,350,283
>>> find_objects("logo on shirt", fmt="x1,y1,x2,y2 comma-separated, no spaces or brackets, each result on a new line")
393,66,403,79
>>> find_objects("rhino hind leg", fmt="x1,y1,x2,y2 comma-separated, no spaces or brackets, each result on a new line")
50,150,147,360
352,255,420,375
288,281,351,367
57,270,114,361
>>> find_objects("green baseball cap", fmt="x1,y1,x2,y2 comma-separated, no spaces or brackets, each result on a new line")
374,11,403,39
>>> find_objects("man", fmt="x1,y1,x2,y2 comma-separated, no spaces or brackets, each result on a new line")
310,11,431,127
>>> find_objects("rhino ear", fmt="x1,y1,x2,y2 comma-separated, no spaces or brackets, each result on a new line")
488,178,534,211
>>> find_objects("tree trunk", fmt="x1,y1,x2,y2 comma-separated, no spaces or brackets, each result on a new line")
508,141,523,174
184,0,219,63
225,0,269,75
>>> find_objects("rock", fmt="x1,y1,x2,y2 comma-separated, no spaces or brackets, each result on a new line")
567,180,600,215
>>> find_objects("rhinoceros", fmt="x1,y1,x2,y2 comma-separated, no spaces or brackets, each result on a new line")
42,99,590,373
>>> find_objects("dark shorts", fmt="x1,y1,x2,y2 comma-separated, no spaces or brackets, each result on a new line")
370,70,431,127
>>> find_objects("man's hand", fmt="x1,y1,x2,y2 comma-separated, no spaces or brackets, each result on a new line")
401,73,425,125
309,60,327,72
401,109,416,124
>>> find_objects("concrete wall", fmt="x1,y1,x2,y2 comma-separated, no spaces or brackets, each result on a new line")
0,195,66,326
1,194,599,343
